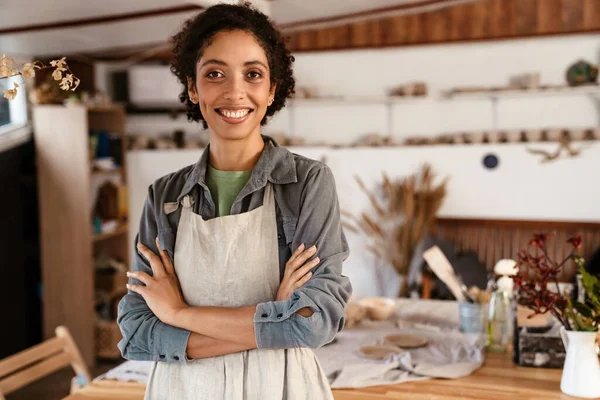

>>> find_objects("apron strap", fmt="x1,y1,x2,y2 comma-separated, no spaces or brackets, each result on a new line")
262,182,274,209
164,195,194,215
181,195,194,209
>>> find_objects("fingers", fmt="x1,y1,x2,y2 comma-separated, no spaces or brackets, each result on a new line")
155,237,175,274
126,283,147,296
137,242,165,277
126,270,152,286
293,271,312,290
285,245,317,274
287,243,306,264
291,257,320,282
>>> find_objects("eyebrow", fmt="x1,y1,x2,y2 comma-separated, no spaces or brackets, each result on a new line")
199,59,268,69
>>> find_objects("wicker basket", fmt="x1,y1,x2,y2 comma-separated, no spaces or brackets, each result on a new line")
96,319,122,359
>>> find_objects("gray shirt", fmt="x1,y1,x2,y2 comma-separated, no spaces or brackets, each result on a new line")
117,136,352,364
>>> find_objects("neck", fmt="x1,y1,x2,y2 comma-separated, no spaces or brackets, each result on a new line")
208,132,265,171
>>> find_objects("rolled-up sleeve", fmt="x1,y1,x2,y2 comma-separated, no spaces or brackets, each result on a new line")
117,186,191,364
254,165,352,349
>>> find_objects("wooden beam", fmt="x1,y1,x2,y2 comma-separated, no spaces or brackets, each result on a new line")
279,0,464,31
284,0,600,52
0,5,203,35
72,0,600,61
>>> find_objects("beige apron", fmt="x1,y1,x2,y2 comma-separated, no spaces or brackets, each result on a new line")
145,183,333,400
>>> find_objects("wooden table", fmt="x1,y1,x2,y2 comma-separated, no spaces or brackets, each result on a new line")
332,351,583,400
62,351,589,400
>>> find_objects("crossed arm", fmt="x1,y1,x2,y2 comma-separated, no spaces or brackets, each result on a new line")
118,165,351,362
126,238,318,359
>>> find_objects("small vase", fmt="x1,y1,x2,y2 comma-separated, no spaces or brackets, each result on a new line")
560,327,600,398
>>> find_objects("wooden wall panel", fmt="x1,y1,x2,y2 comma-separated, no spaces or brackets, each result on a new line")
434,218,600,283
468,0,491,39
488,0,516,38
562,0,585,31
86,0,600,61
537,0,562,34
514,0,539,36
449,3,471,41
285,0,600,53
583,0,600,30
422,8,451,43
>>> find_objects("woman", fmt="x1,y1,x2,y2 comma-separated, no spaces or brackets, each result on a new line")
117,3,352,399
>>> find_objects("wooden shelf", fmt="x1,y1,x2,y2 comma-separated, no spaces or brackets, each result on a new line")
87,105,126,113
93,224,128,242
125,105,186,115
289,95,428,105
445,84,600,99
91,167,123,177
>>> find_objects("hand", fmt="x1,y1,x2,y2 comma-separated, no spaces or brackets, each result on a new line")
276,244,319,301
127,237,188,326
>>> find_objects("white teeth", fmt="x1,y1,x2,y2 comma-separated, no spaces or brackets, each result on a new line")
221,109,249,119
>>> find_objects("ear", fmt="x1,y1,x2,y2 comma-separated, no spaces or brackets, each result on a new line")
187,77,198,104
268,84,277,105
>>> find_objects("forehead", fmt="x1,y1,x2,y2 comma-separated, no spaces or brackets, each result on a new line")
200,30,269,65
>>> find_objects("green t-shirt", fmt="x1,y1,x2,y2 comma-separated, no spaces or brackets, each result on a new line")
206,164,252,217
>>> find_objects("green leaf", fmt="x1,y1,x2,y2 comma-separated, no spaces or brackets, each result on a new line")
573,302,593,318
580,266,600,309
566,296,597,331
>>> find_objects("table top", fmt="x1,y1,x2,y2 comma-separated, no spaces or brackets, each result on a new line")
62,351,584,400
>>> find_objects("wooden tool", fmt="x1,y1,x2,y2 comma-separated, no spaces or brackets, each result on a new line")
423,246,468,302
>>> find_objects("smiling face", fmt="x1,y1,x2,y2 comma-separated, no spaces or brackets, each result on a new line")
188,29,276,142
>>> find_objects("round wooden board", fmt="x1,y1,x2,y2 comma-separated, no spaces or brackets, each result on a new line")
384,334,429,349
359,344,405,360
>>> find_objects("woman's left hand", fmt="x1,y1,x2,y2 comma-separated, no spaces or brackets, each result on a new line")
127,238,188,326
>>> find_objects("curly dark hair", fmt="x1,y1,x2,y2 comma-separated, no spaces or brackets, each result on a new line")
170,2,295,129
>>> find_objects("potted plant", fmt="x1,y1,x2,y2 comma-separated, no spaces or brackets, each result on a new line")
515,233,600,398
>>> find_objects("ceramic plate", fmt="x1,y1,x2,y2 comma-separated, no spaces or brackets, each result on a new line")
384,334,429,349
359,344,405,360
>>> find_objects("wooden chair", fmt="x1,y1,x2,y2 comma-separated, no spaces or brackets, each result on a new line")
0,326,91,399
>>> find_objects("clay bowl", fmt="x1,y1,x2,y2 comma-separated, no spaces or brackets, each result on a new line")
344,301,367,329
360,297,397,321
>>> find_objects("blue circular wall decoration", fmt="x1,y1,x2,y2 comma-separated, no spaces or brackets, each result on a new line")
483,153,499,169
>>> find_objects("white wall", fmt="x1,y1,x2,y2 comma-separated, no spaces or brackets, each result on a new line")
118,33,600,297
99,33,600,142
127,142,600,297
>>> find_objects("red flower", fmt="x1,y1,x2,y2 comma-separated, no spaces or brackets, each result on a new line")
515,232,584,330
529,233,549,249
567,234,582,249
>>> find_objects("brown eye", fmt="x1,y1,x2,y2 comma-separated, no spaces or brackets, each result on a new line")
206,71,223,79
247,71,262,79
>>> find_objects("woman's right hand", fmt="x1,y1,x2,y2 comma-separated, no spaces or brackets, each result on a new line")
276,244,319,301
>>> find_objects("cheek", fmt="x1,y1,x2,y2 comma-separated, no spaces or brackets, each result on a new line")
252,84,272,104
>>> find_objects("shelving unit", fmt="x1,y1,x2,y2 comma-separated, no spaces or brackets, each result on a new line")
444,84,600,99
287,95,429,136
32,104,129,367
444,84,600,130
92,223,129,242
286,85,600,135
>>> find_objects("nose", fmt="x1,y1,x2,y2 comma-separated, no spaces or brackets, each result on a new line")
223,74,246,101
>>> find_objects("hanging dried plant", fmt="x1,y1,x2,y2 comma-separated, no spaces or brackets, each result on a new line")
1,54,80,100
343,164,448,296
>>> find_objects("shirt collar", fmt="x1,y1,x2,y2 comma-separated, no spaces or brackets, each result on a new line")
177,134,297,202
